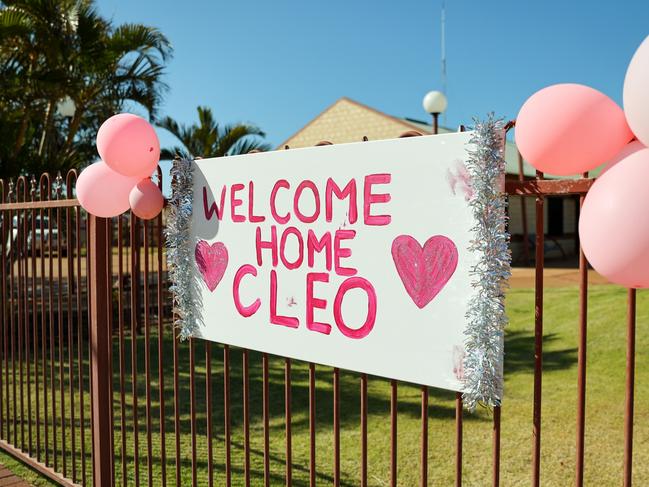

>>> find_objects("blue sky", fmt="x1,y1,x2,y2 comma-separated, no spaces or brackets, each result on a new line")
96,0,648,152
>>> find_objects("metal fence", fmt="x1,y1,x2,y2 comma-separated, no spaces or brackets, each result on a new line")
0,126,642,486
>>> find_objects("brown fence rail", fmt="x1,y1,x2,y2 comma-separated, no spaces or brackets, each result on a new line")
0,129,644,486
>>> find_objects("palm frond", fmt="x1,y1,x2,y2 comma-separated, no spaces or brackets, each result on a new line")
217,123,268,157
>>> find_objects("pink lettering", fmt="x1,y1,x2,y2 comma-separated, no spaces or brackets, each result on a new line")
233,264,261,317
306,273,331,335
256,226,278,267
270,180,290,224
279,226,304,270
270,270,299,328
307,230,332,271
203,185,226,221
230,183,246,223
294,180,320,223
333,277,377,339
248,181,265,223
326,178,357,224
334,230,357,276
363,174,392,225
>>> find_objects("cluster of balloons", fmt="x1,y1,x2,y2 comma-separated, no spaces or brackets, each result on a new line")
76,114,164,220
515,36,649,288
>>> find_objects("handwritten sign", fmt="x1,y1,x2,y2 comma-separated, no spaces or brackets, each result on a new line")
190,132,478,391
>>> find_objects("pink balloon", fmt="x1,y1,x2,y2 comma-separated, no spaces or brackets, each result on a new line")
77,161,140,218
579,148,649,288
96,113,160,178
623,36,649,147
129,179,164,220
515,84,633,176
600,140,646,175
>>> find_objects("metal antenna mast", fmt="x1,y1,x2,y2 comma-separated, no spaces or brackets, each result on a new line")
441,0,447,123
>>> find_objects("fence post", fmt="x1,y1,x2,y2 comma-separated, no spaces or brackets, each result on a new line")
89,215,112,486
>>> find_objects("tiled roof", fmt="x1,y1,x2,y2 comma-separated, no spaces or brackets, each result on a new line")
280,97,537,177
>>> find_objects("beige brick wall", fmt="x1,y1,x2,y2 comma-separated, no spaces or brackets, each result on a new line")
281,98,420,148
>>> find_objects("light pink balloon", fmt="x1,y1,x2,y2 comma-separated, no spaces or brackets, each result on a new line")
515,84,633,176
579,148,649,288
600,140,646,175
96,113,160,178
623,36,649,147
77,161,140,218
129,179,164,220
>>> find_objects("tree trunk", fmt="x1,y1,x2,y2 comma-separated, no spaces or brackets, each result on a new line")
12,114,30,158
37,99,54,157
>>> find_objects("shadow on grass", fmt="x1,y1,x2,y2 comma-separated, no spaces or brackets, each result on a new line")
504,329,577,374
113,336,470,436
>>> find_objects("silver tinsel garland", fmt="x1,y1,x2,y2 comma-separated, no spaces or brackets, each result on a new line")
165,158,201,339
462,115,511,411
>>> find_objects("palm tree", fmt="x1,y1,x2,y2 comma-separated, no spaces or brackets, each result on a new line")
0,0,172,178
157,106,271,159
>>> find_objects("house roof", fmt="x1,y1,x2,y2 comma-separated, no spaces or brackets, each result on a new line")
280,97,538,177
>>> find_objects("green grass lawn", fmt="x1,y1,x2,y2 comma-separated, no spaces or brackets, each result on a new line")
1,284,648,486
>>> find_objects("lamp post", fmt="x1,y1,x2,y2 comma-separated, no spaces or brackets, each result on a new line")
422,90,447,135
56,96,76,118
38,96,77,156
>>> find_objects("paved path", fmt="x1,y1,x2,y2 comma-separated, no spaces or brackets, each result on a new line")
0,464,31,486
509,267,609,288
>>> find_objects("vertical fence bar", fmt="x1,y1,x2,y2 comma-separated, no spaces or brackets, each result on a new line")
532,172,545,487
189,338,197,487
89,215,113,487
23,181,32,457
360,373,367,487
131,214,140,487
27,176,37,459
623,288,636,487
3,195,8,443
9,190,16,449
575,187,588,487
262,353,270,487
333,368,340,487
65,174,76,482
157,208,167,487
144,221,153,487
17,180,25,452
39,176,49,467
492,406,501,487
206,342,214,487
390,380,397,487
243,349,251,487
455,393,463,487
309,362,316,487
86,210,93,483
55,178,66,477
173,322,181,487
224,345,232,487
117,215,127,487
0,183,6,443
421,386,428,487
107,217,114,487
31,178,39,461
76,202,86,487
285,358,292,487
48,195,56,470
23,182,31,456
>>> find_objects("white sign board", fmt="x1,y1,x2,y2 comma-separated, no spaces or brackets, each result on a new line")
190,132,478,391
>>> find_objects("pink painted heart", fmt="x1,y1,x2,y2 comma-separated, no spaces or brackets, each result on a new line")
391,235,458,309
195,240,229,292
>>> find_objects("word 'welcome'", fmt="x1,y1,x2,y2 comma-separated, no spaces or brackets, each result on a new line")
201,174,393,339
